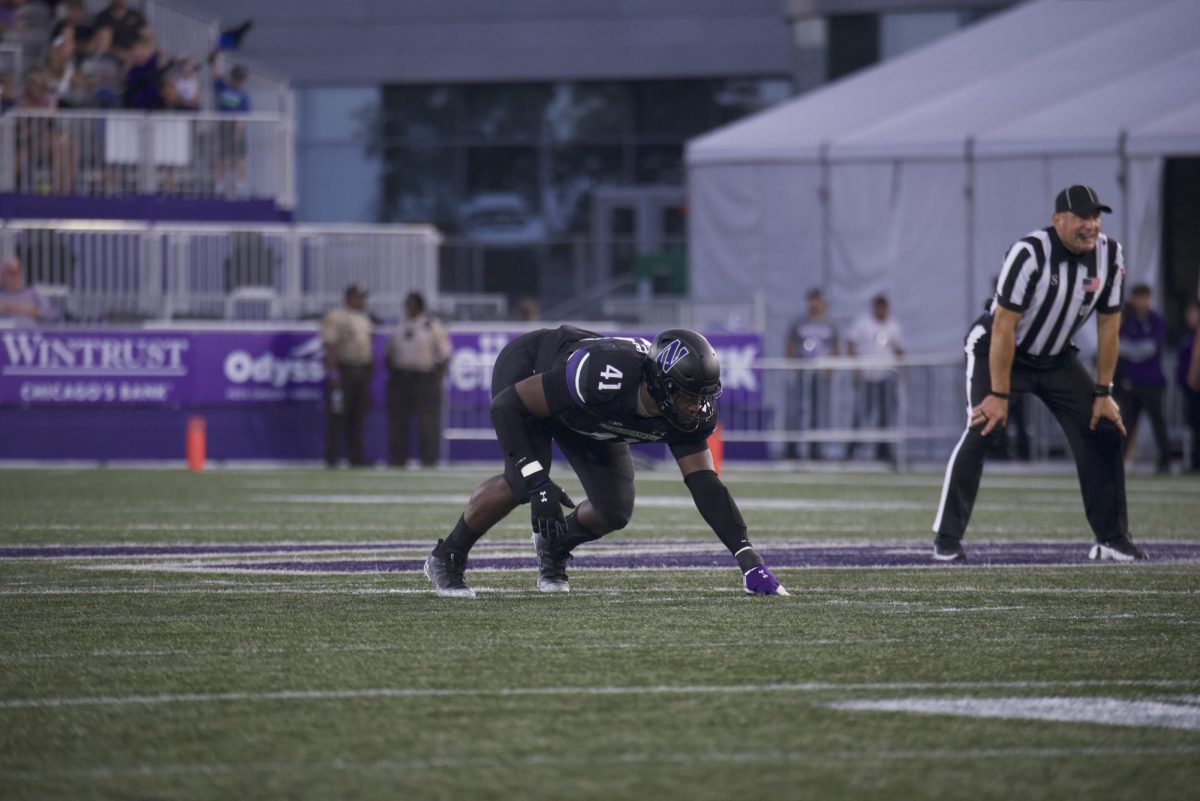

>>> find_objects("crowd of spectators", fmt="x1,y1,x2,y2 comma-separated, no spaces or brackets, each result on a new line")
1,0,253,194
2,0,249,113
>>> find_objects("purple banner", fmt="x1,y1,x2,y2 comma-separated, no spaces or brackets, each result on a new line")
1,327,762,408
444,330,763,405
0,329,193,406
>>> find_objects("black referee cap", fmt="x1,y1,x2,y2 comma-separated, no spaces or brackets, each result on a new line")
1055,185,1112,216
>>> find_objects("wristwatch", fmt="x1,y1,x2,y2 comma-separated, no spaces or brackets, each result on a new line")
1093,383,1114,397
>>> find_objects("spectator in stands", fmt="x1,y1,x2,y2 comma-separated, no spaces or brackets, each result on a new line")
122,27,167,109
90,0,146,66
50,0,95,53
1116,283,1170,473
168,56,201,111
0,257,58,327
0,1,19,36
210,52,249,196
1177,299,1200,474
784,288,838,460
846,294,905,464
320,284,375,468
14,70,57,193
386,292,453,468
45,28,91,108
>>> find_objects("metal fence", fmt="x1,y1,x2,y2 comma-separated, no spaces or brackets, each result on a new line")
444,353,1195,470
0,110,292,205
0,219,441,323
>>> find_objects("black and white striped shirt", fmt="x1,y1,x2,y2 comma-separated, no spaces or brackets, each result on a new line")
991,226,1124,358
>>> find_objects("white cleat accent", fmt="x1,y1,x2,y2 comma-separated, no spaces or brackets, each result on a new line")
536,577,570,593
1088,543,1134,563
423,556,477,598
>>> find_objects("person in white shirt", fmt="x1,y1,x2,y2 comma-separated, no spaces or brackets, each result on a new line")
385,292,453,467
846,294,904,463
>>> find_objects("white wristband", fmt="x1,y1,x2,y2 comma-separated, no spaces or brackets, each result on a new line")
520,460,545,479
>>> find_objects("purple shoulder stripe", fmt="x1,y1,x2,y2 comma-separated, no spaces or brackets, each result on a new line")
565,348,591,407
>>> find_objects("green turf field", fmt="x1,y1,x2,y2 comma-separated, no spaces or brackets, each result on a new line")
1,466,1198,800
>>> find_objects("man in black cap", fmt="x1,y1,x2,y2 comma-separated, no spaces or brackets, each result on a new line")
320,284,375,466
932,185,1146,562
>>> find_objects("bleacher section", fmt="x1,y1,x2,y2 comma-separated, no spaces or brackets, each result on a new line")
1,0,293,216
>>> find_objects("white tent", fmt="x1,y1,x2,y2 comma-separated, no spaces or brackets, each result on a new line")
686,0,1200,355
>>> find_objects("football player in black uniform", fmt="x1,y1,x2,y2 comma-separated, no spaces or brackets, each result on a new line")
423,326,789,598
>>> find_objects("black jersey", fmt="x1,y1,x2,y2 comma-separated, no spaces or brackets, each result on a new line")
538,328,714,458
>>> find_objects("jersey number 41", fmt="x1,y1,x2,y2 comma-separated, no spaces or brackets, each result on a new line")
598,364,623,391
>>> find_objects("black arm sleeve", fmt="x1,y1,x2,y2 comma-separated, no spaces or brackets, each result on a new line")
490,384,544,482
684,469,752,556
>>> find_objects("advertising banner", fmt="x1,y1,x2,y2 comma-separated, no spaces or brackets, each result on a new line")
2,327,763,409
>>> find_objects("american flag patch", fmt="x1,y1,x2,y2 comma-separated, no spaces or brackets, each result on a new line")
1082,276,1102,292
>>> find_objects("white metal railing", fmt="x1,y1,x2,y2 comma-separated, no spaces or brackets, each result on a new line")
0,109,292,206
0,219,442,323
443,352,1194,470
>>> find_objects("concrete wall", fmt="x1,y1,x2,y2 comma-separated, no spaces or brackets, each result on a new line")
183,0,795,86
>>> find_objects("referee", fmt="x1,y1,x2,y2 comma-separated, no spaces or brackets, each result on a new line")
932,185,1146,562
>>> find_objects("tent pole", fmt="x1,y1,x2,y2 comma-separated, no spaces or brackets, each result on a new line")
819,141,832,297
965,136,976,330
1117,129,1130,256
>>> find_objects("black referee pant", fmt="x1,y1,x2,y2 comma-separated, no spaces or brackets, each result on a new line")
933,325,1129,545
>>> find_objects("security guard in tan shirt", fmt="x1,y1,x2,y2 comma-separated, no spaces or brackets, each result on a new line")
386,292,453,467
321,283,375,467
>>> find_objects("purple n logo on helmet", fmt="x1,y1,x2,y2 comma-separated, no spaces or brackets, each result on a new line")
656,340,690,374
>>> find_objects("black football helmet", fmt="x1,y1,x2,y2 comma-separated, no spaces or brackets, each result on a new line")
644,328,723,431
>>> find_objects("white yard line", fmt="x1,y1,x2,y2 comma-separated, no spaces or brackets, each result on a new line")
4,679,1200,710
2,632,1173,664
827,696,1200,731
3,745,1199,780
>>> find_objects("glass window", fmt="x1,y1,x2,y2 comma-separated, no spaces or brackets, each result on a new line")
461,84,551,144
631,80,719,140
549,145,625,234
544,83,629,145
635,145,683,185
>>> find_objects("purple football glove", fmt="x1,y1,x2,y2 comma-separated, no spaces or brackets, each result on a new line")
743,564,789,596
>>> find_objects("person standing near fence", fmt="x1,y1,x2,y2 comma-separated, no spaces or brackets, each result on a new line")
0,258,57,327
386,292,453,468
1179,299,1200,474
784,288,838,460
1116,284,1170,473
932,185,1144,563
321,284,375,468
846,295,904,464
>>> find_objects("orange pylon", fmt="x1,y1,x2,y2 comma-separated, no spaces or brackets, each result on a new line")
709,423,725,475
186,415,207,472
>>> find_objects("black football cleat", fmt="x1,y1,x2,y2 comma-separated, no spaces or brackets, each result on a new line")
1088,537,1149,562
531,531,571,593
424,540,476,598
933,538,967,562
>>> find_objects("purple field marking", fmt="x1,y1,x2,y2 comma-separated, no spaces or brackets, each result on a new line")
0,539,718,559
66,541,1200,573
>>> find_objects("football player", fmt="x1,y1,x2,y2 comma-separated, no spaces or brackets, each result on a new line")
424,325,789,597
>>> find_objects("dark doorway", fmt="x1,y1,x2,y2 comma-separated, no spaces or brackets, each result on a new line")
1161,158,1200,343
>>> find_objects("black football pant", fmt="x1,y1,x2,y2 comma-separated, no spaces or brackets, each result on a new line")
325,362,373,467
933,327,1129,544
1185,387,1200,471
387,368,444,467
1117,384,1169,470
